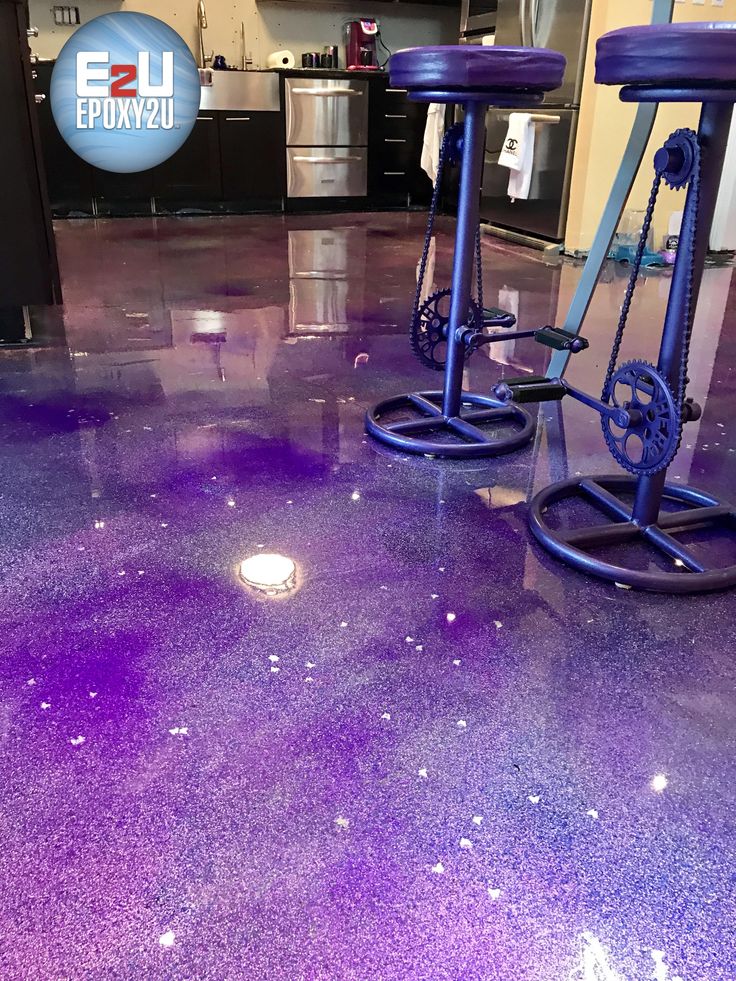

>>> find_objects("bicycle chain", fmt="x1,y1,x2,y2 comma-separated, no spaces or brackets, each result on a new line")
411,124,484,364
601,128,701,476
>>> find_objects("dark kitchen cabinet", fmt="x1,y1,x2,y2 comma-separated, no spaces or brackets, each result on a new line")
368,80,432,208
219,111,285,210
0,3,60,323
36,60,158,218
93,168,155,216
34,61,94,216
153,114,222,211
33,66,434,217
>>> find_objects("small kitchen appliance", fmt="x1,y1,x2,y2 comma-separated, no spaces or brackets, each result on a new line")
344,19,379,70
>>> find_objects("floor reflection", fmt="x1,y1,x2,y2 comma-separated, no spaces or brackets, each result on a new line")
1,213,734,980
288,226,366,335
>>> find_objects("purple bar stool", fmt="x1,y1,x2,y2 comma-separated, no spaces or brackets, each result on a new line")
528,22,736,592
365,45,566,458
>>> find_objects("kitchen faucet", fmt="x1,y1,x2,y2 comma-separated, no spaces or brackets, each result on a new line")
197,0,212,69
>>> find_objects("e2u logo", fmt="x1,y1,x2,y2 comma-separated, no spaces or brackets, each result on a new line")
75,52,174,98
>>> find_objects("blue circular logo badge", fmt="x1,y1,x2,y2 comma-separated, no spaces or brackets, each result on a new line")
50,12,200,173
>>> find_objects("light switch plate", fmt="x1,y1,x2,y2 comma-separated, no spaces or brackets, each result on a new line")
52,4,80,24
712,0,724,7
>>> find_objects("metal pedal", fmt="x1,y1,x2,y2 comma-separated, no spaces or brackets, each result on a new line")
482,306,516,329
534,326,589,353
494,375,568,404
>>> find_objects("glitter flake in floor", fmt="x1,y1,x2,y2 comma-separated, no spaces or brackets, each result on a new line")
0,214,735,980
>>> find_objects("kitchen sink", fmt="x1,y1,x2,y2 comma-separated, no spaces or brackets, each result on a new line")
199,70,279,112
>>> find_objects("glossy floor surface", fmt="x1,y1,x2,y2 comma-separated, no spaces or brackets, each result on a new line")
1,214,735,980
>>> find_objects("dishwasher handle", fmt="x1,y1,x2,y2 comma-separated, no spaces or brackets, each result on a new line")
290,87,362,97
292,155,363,164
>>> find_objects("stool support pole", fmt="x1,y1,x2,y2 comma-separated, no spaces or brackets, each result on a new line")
632,100,734,526
365,89,535,456
442,100,487,417
546,0,675,381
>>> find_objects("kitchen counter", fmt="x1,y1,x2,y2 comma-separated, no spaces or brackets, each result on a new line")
269,68,388,79
33,61,431,218
31,61,386,78
199,68,388,112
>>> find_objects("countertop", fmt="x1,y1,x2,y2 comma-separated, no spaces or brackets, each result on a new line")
31,60,389,80
269,68,388,79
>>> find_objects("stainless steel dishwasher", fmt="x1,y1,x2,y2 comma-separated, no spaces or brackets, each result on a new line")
285,77,368,198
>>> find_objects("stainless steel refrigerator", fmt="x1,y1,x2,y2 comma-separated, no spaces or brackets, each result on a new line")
476,0,593,244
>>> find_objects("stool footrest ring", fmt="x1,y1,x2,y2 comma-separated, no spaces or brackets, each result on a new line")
529,473,736,593
365,390,535,459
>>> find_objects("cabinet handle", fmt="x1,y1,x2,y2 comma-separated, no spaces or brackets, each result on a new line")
384,138,406,143
197,116,214,121
385,114,407,119
385,88,407,94
293,155,362,164
225,116,251,121
384,171,406,176
291,87,361,97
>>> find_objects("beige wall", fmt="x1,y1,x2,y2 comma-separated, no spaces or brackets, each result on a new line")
566,0,736,254
28,0,457,67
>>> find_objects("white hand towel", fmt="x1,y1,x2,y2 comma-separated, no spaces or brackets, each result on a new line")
497,112,535,201
421,103,445,184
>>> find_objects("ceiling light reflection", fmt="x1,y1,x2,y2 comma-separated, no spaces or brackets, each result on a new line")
239,553,297,595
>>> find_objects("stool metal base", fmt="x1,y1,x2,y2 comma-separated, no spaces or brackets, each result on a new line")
529,473,736,593
366,390,535,459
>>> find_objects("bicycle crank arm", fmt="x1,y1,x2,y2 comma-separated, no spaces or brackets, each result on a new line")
494,376,640,429
456,323,590,354
562,382,641,429
458,327,538,349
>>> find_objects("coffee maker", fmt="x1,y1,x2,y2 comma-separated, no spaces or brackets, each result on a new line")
344,19,379,71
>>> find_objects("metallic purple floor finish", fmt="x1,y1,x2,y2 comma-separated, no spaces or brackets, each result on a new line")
1,214,735,980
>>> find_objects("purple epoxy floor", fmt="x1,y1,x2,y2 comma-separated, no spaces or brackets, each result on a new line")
1,213,735,980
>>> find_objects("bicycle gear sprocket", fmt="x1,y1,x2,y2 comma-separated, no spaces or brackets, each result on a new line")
602,360,680,475
409,288,483,371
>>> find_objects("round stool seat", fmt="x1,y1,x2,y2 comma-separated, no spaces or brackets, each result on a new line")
596,22,736,88
389,45,566,95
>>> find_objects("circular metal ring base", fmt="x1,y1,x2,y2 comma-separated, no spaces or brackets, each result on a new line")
365,390,535,459
530,473,736,593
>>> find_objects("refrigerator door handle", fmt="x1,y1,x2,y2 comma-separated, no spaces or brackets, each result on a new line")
460,0,470,35
497,112,561,124
530,0,538,48
519,0,529,47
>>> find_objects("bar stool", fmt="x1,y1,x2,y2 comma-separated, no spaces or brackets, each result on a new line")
365,45,566,458
529,22,736,592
